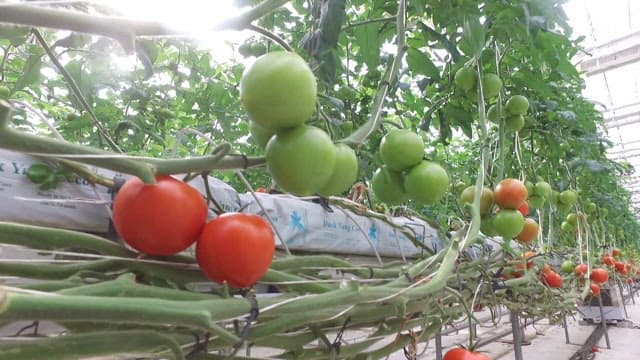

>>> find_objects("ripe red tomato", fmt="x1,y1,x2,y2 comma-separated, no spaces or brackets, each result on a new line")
543,271,563,288
627,278,634,284
603,254,614,266
614,261,625,273
196,213,275,288
112,176,208,256
444,348,490,360
517,201,529,216
590,268,609,284
494,178,528,209
515,218,539,244
590,283,600,296
574,263,588,277
592,346,599,353
612,248,621,257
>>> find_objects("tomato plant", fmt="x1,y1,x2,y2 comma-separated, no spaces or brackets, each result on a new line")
318,143,359,197
492,209,525,239
517,201,529,216
590,268,609,284
379,129,424,171
443,347,490,360
494,179,528,209
560,260,574,274
403,161,449,204
265,125,336,196
515,218,539,244
240,51,317,130
196,213,275,288
459,186,494,216
575,263,588,278
112,176,208,256
542,271,563,288
371,166,408,205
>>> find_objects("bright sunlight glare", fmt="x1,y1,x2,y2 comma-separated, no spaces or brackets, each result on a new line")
100,0,252,59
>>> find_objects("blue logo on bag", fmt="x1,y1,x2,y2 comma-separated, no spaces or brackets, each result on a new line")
288,210,307,243
368,224,378,242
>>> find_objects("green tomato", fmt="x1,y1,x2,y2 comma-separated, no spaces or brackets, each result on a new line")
371,166,408,205
492,209,525,239
318,144,359,197
559,190,578,205
560,260,575,274
586,202,597,214
505,95,530,115
249,121,276,150
404,161,450,205
505,114,525,132
240,51,317,130
454,67,476,92
480,216,499,237
527,195,545,209
481,74,502,99
265,125,336,196
459,186,495,216
379,129,424,171
525,181,535,195
534,181,551,198
561,221,574,232
0,85,10,99
566,213,577,225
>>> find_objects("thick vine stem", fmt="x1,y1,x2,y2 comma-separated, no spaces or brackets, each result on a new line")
0,0,290,52
0,330,188,360
340,0,407,146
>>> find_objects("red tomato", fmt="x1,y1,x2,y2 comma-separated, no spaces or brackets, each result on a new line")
575,263,588,278
112,176,208,256
196,213,275,288
494,178,528,209
590,283,600,296
543,271,563,288
627,278,634,284
603,254,614,266
612,248,621,257
517,201,529,216
592,346,599,353
590,268,609,284
444,348,490,360
614,261,626,273
542,263,553,274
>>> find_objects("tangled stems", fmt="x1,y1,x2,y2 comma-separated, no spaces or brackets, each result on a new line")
0,101,265,184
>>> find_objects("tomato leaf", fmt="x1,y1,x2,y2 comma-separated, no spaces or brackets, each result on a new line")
12,46,44,94
406,47,440,80
462,16,485,59
354,23,381,71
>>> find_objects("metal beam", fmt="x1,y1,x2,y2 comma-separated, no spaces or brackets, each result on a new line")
578,30,640,76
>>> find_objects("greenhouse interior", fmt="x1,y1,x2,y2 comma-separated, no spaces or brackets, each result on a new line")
1,0,640,359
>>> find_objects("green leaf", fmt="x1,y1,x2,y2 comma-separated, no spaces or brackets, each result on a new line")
406,47,440,80
12,46,44,94
354,23,381,71
462,16,485,59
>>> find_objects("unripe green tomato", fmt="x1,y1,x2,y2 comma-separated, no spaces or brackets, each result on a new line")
371,166,408,205
492,209,525,239
454,67,476,92
318,144,359,197
505,114,525,132
481,74,502,99
404,161,449,205
505,95,530,115
379,129,424,171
